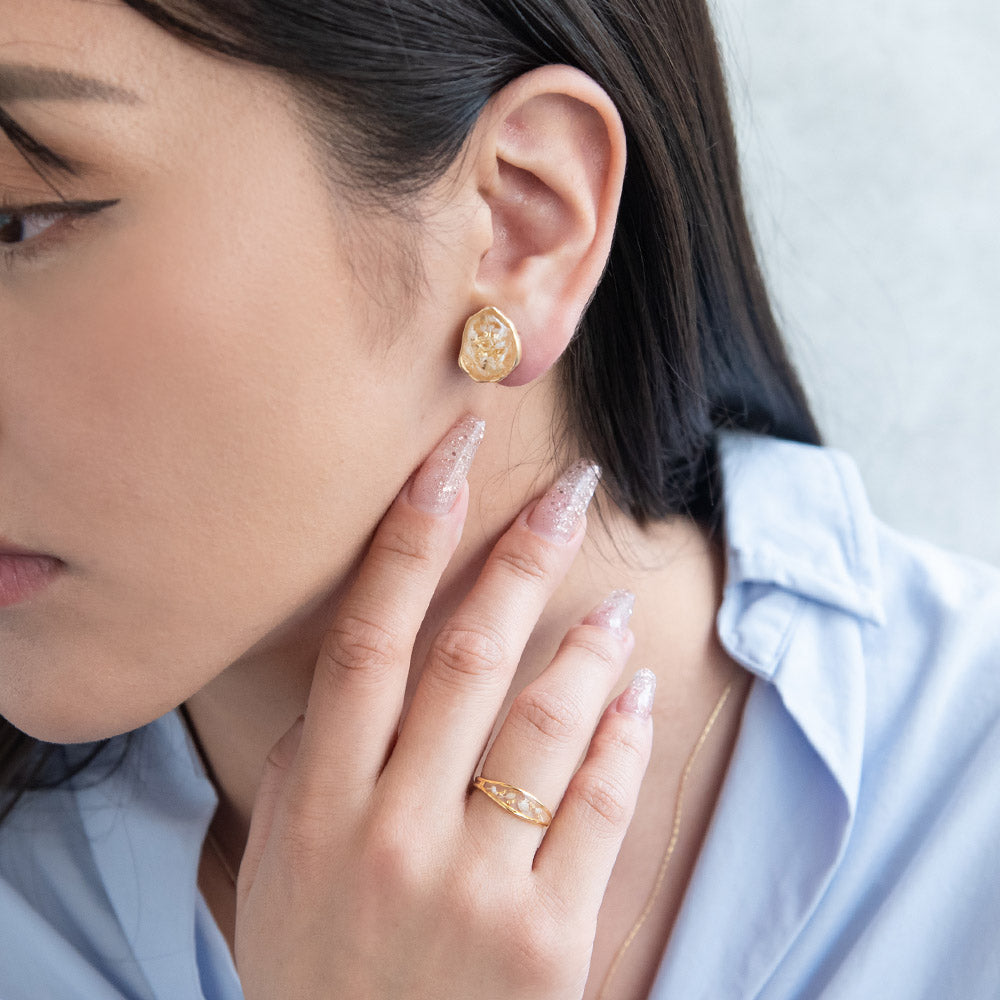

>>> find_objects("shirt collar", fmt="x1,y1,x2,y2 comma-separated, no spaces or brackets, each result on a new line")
73,710,224,999
650,432,881,997
714,429,878,808
716,430,885,628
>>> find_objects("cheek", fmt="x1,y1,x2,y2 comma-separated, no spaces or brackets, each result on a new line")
49,205,363,550
0,189,419,739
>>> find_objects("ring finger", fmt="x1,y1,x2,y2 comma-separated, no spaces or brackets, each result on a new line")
465,589,636,853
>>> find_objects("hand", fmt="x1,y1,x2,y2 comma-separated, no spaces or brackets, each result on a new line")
234,414,655,1000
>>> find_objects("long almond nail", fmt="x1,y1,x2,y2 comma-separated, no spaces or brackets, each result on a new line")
583,589,636,638
408,416,485,515
527,460,601,542
618,668,656,719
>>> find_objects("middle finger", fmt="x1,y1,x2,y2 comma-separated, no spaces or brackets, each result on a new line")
466,589,635,853
386,459,600,795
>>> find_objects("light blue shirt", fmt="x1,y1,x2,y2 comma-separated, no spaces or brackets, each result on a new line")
2,432,999,998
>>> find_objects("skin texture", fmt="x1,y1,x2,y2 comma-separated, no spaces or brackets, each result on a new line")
0,2,751,997
1,0,478,741
0,0,624,743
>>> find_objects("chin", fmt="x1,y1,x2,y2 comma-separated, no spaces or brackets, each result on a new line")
4,711,125,747
0,632,190,745
1,688,164,746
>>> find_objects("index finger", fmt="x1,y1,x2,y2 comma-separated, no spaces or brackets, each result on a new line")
293,415,485,803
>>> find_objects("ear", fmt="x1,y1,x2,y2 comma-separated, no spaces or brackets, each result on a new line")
467,66,626,386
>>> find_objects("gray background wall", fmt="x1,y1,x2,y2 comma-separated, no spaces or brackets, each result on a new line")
711,0,999,565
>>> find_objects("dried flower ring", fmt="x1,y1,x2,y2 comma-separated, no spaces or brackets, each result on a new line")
472,776,553,827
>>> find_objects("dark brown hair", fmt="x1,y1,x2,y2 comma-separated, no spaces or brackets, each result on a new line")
0,0,820,817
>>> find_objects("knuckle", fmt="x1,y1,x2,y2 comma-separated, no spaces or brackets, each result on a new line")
321,613,399,676
562,629,621,674
530,876,573,931
508,899,581,989
372,521,437,573
512,687,582,746
431,621,507,683
492,541,551,588
359,824,423,893
573,773,631,829
442,877,509,942
595,720,647,765
512,924,562,981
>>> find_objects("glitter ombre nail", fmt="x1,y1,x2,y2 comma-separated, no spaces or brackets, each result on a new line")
527,460,601,543
618,668,657,719
583,589,636,638
408,415,485,515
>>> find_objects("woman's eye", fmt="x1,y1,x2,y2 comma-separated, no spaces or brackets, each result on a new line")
0,207,63,245
0,198,119,265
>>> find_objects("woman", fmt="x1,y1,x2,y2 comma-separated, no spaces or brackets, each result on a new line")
1,1,997,997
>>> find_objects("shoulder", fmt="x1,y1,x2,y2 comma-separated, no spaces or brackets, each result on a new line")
702,432,1000,997
866,518,1000,722
0,712,221,998
871,516,1000,654
0,778,149,997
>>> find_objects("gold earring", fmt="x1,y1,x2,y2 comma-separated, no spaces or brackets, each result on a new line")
458,306,522,383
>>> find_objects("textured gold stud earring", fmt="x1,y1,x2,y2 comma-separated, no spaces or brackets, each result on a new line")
458,306,522,383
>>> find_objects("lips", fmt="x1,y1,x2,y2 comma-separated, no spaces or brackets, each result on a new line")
0,537,64,607
0,536,53,558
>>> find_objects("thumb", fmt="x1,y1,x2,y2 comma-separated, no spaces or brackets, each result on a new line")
238,715,305,903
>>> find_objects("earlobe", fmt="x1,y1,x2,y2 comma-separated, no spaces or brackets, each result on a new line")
468,66,626,387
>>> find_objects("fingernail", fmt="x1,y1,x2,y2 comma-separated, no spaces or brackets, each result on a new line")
618,668,656,719
583,589,636,639
408,415,485,515
527,460,601,543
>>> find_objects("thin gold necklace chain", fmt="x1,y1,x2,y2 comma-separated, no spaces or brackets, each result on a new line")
595,680,736,1000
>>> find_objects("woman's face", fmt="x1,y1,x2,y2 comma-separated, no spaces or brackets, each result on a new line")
0,1,475,741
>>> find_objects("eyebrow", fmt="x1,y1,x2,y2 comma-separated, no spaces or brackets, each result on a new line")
0,64,141,104
0,65,139,184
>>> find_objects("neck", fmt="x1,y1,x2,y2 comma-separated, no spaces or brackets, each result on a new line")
183,400,729,880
